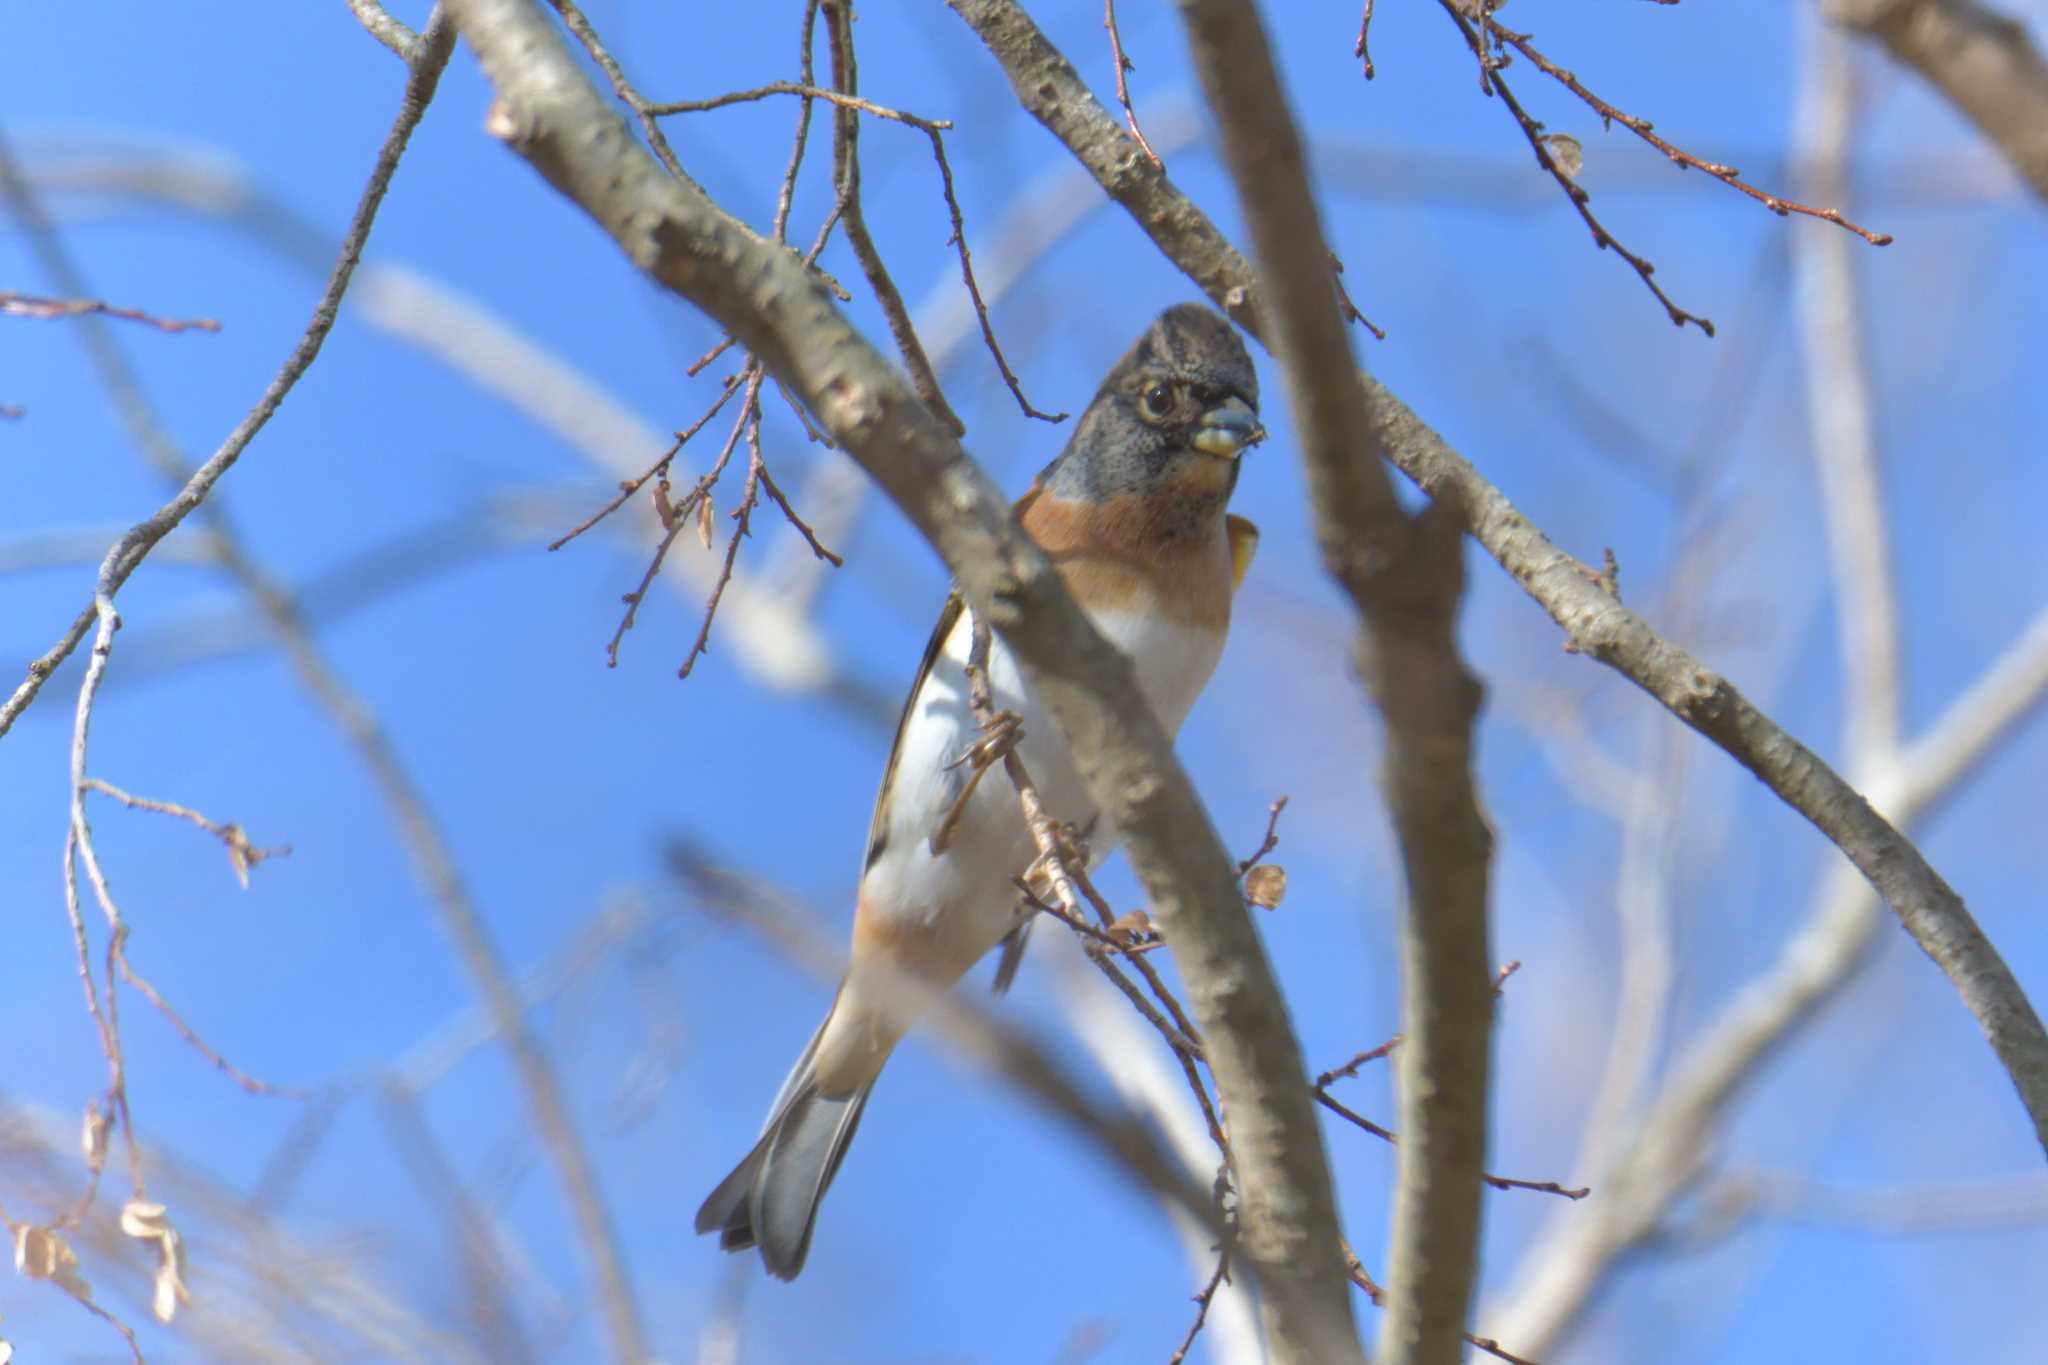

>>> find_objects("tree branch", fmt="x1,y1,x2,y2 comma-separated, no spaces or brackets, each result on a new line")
1172,3,1492,1362
1829,0,2048,202
445,1,1359,1356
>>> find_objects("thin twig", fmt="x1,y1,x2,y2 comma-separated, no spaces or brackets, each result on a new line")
0,290,219,333
1326,250,1387,341
773,2,824,244
1355,0,1377,78
549,369,744,552
1236,794,1289,875
84,778,289,889
1167,1242,1234,1364
649,81,951,126
824,3,968,436
607,367,759,667
1103,0,1164,168
1313,1038,1401,1089
1436,0,1716,335
1489,20,1895,247
678,385,768,679
548,0,707,195
1344,1243,1543,1365
648,60,1080,424
755,460,844,566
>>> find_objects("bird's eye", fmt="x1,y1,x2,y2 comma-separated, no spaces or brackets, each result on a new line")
1138,383,1174,421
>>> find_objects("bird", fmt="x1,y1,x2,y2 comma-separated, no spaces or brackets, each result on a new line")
695,302,1264,1279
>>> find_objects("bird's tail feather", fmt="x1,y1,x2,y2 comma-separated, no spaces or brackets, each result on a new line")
695,1010,874,1280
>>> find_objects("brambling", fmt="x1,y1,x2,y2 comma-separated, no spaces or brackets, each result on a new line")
696,303,1264,1278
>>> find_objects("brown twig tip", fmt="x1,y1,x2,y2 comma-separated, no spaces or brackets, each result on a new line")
1483,1173,1590,1199
1491,958,1522,994
0,291,221,335
1103,0,1165,169
1167,1242,1234,1364
1236,794,1289,875
1327,251,1387,341
1355,0,1378,79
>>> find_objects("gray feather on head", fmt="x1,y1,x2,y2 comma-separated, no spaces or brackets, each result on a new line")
1041,304,1259,503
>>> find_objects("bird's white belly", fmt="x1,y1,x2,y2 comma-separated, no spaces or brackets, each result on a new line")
858,605,1225,970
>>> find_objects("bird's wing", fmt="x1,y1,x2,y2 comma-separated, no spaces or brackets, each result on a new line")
866,478,1055,871
862,588,964,871
1227,514,1259,593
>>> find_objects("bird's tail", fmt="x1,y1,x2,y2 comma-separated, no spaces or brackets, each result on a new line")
694,1009,874,1280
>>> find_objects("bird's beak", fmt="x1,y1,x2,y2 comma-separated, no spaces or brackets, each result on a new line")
1191,395,1265,459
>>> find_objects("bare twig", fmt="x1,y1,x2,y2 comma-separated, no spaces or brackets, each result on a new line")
1327,251,1386,341
1103,0,1164,168
1315,1039,1401,1090
1355,0,1377,79
1043,933,1263,1361
1236,794,1289,875
1342,1243,1540,1365
84,778,289,889
1487,20,1895,246
678,384,768,680
548,370,743,552
606,367,758,668
652,78,1067,425
772,2,823,245
546,0,706,195
824,3,967,437
1435,0,1715,335
0,290,219,333
1167,1242,1234,1364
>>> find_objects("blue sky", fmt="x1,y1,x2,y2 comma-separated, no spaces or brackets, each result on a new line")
4,1,2045,1361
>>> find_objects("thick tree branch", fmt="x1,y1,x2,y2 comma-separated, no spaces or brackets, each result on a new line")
1173,3,1492,1363
1829,0,2048,202
947,0,2048,1159
444,1,1357,1355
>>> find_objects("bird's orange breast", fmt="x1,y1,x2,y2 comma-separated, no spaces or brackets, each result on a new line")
1017,480,1234,634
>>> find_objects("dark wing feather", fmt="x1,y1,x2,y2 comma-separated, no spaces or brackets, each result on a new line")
862,590,964,870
